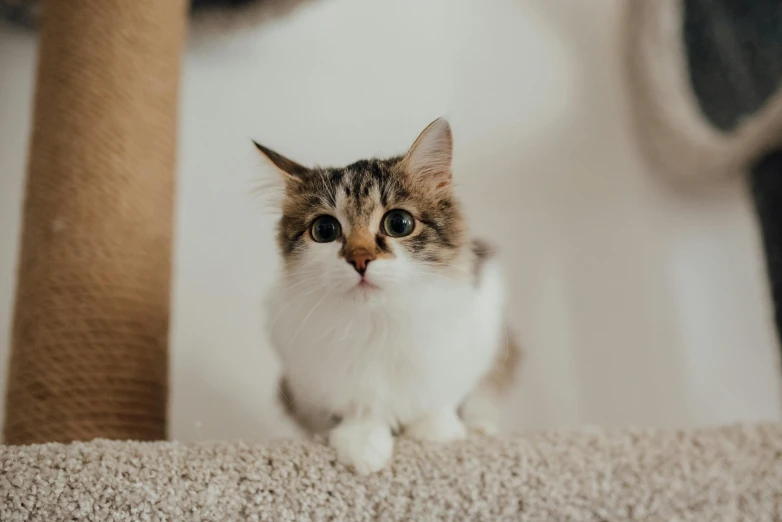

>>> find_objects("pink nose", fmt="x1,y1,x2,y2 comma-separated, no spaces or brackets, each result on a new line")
348,253,374,275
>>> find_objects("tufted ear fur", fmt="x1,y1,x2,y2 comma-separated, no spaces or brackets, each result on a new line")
252,140,312,212
253,141,310,182
402,118,453,195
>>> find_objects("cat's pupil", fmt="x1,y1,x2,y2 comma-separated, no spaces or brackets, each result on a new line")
317,221,337,239
389,215,408,234
311,215,341,243
384,210,414,237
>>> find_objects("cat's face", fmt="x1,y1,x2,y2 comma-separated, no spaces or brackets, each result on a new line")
256,119,468,299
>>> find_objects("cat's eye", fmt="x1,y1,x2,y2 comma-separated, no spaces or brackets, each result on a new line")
310,215,342,243
382,210,415,238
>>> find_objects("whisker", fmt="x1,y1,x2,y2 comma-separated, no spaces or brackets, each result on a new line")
286,278,322,291
502,324,511,364
285,269,327,277
266,304,289,336
289,286,336,347
303,283,329,296
266,284,328,336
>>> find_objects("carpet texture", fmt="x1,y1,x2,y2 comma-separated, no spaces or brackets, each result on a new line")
2,423,782,521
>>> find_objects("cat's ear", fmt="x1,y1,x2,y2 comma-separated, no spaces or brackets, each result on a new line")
253,141,310,182
402,118,453,193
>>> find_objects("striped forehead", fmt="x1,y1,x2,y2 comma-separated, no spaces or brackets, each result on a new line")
294,157,409,227
337,164,384,225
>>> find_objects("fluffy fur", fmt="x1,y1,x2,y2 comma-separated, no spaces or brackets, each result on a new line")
258,119,519,474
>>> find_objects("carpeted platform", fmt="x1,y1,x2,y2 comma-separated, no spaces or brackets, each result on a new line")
2,423,782,521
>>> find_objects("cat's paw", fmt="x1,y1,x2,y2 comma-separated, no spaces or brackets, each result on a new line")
405,409,467,443
329,421,393,475
465,419,500,436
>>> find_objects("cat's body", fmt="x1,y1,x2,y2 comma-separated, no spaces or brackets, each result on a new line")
258,119,520,474
269,240,508,432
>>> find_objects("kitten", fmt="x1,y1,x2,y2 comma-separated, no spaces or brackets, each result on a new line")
258,119,520,474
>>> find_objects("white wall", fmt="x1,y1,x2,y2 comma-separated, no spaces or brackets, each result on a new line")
0,0,780,443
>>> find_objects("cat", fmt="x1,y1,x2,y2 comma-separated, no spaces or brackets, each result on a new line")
257,118,521,474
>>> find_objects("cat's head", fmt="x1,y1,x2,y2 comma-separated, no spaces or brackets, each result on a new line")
255,119,469,299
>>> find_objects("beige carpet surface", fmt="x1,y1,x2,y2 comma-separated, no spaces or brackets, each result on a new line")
2,423,781,521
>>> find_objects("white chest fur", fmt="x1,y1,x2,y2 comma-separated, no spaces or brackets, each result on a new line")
267,259,506,429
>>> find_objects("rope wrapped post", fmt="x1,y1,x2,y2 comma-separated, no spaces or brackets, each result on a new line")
3,0,188,444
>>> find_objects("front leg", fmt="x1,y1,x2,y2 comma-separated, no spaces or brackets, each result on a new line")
405,407,466,442
329,418,393,475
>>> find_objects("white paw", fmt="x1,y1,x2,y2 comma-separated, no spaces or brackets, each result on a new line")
329,421,393,475
465,419,500,436
405,409,466,443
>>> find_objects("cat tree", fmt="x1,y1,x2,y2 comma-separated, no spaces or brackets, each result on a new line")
3,0,185,445
2,0,782,520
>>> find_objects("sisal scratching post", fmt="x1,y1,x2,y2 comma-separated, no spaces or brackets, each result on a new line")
3,0,187,445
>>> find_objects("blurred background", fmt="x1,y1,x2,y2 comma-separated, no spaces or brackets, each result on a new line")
1,0,780,442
